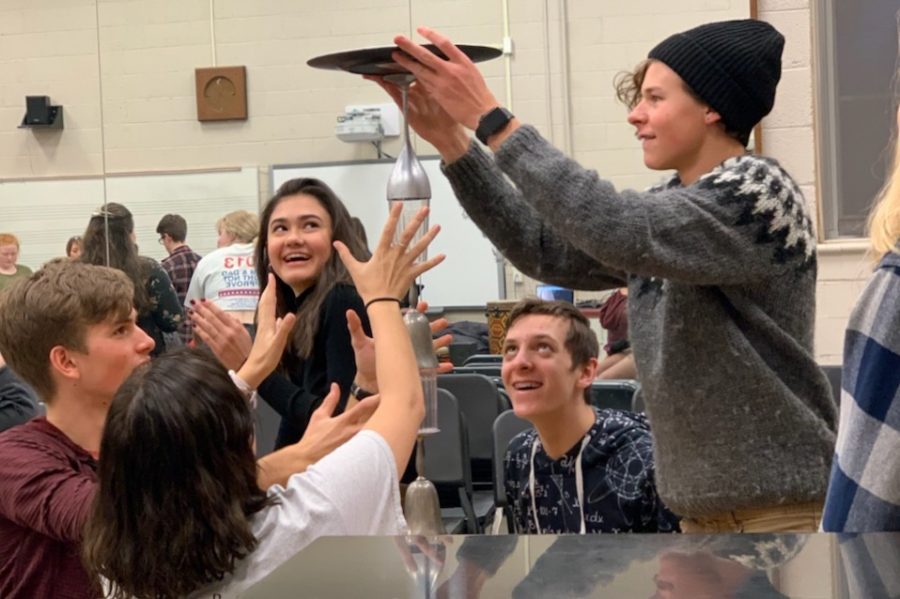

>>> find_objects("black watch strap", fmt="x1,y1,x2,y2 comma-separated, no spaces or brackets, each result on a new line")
350,382,375,400
475,107,514,145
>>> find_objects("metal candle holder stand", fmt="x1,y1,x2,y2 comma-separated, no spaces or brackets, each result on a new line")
385,73,431,308
307,43,502,538
403,309,443,536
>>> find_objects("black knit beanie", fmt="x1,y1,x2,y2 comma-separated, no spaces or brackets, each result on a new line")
648,19,785,137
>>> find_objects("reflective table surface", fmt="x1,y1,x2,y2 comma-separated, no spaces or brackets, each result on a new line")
246,533,900,598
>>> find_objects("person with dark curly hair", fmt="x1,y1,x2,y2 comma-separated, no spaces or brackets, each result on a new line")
80,203,183,356
82,204,444,597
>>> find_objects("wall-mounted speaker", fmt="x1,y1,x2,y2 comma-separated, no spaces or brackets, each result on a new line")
20,95,63,129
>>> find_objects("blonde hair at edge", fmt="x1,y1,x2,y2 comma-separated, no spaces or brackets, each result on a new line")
868,106,900,260
216,210,259,244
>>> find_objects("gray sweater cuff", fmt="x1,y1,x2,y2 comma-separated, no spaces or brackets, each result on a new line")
494,124,545,169
443,125,546,184
441,140,499,194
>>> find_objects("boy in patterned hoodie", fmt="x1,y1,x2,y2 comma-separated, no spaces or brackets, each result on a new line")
375,19,836,532
501,299,678,534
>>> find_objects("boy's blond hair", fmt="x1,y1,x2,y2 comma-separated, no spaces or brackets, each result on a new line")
216,211,259,244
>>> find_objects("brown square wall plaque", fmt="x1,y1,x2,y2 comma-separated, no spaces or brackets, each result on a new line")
195,66,247,121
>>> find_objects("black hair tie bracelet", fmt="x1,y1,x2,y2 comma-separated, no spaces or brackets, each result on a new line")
365,297,402,311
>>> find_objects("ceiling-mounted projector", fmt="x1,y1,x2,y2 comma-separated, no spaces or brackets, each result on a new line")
336,108,384,143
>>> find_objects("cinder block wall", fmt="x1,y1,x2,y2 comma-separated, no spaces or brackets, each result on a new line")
0,0,869,360
756,0,870,364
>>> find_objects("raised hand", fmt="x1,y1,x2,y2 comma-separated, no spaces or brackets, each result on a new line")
190,300,252,371
365,76,470,162
293,383,379,466
237,273,296,388
391,26,500,131
333,203,444,304
348,301,453,393
257,382,380,488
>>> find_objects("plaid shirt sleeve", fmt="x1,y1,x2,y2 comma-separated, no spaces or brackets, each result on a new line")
161,248,201,301
822,250,900,532
161,247,202,344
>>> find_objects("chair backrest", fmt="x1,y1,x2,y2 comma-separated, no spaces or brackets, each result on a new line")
491,410,533,508
820,364,842,405
449,342,479,366
463,353,503,366
448,364,503,379
590,379,640,412
438,374,504,484
497,387,512,412
423,389,471,493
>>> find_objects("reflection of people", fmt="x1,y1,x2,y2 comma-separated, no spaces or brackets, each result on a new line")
652,551,788,599
374,20,835,532
501,299,678,533
156,213,202,344
81,203,183,357
822,105,900,533
836,534,900,598
0,233,33,293
184,210,259,327
82,204,443,597
65,235,82,259
439,533,802,599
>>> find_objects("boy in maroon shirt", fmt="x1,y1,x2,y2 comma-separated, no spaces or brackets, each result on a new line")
0,261,152,599
0,261,379,598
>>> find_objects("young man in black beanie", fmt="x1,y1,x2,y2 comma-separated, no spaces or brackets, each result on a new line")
370,19,836,533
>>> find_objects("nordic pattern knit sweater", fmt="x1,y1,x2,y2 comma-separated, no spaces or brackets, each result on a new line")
442,125,837,518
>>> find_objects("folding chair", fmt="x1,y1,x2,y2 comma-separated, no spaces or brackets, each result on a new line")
438,374,505,488
491,410,533,534
589,379,640,412
497,387,512,412
422,389,481,534
463,354,503,366
450,363,503,385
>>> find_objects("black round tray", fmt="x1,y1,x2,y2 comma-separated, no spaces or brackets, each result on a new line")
307,44,502,76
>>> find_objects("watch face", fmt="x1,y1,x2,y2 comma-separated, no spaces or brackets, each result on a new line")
476,107,513,144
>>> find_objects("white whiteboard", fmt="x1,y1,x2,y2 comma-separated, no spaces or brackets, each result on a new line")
1,168,259,271
271,158,501,308
105,167,260,262
1,178,104,269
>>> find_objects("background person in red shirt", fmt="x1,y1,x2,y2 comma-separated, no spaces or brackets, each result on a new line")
596,288,636,380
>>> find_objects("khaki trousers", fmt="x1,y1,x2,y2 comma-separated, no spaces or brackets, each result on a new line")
679,502,823,533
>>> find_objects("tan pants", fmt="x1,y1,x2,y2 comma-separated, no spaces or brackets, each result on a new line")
679,502,823,533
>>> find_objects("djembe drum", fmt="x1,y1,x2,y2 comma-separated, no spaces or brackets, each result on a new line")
485,299,520,354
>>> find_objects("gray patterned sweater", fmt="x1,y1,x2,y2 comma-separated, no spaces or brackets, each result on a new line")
442,125,837,518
